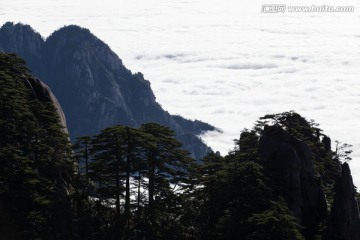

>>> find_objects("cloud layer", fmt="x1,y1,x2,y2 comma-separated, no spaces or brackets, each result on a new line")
1,0,360,184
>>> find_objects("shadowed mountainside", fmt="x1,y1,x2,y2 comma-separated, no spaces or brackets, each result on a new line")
0,22,217,159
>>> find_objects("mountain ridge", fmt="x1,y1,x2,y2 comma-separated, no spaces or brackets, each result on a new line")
0,22,217,159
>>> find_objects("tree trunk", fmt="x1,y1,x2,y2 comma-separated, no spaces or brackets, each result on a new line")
148,151,155,222
137,171,141,221
115,160,121,218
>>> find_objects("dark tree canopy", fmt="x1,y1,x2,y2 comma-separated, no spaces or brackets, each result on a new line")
1,54,358,240
0,53,75,239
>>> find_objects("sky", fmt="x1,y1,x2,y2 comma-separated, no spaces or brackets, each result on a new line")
1,0,360,184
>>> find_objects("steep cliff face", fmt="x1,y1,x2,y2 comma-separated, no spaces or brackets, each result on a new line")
0,22,215,159
22,76,68,133
259,125,327,239
0,22,44,73
325,163,360,240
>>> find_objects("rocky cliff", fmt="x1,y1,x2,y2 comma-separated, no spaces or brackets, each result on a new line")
259,125,328,239
22,76,68,133
325,162,360,240
0,22,215,159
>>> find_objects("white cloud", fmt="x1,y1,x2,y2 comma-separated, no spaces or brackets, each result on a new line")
1,0,360,185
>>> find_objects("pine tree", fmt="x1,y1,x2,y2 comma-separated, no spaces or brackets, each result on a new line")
140,123,192,239
188,152,227,239
0,53,76,239
246,200,304,240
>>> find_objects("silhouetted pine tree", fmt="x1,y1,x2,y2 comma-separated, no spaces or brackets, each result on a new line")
140,123,192,240
0,53,75,239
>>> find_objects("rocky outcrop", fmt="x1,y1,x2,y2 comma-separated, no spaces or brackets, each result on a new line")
22,77,68,133
259,125,327,239
0,22,44,74
322,135,331,153
325,163,360,240
0,22,215,159
177,133,211,160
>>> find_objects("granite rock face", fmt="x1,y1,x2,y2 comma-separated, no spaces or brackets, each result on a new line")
0,22,215,159
0,22,44,73
259,125,327,238
325,162,360,240
322,135,331,153
22,77,68,133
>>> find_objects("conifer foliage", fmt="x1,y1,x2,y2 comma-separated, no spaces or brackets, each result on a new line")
0,53,75,239
73,123,192,240
1,53,355,240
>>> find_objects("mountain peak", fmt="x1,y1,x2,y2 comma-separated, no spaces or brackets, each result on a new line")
0,22,215,159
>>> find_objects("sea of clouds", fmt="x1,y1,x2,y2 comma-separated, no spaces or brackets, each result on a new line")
1,0,360,184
